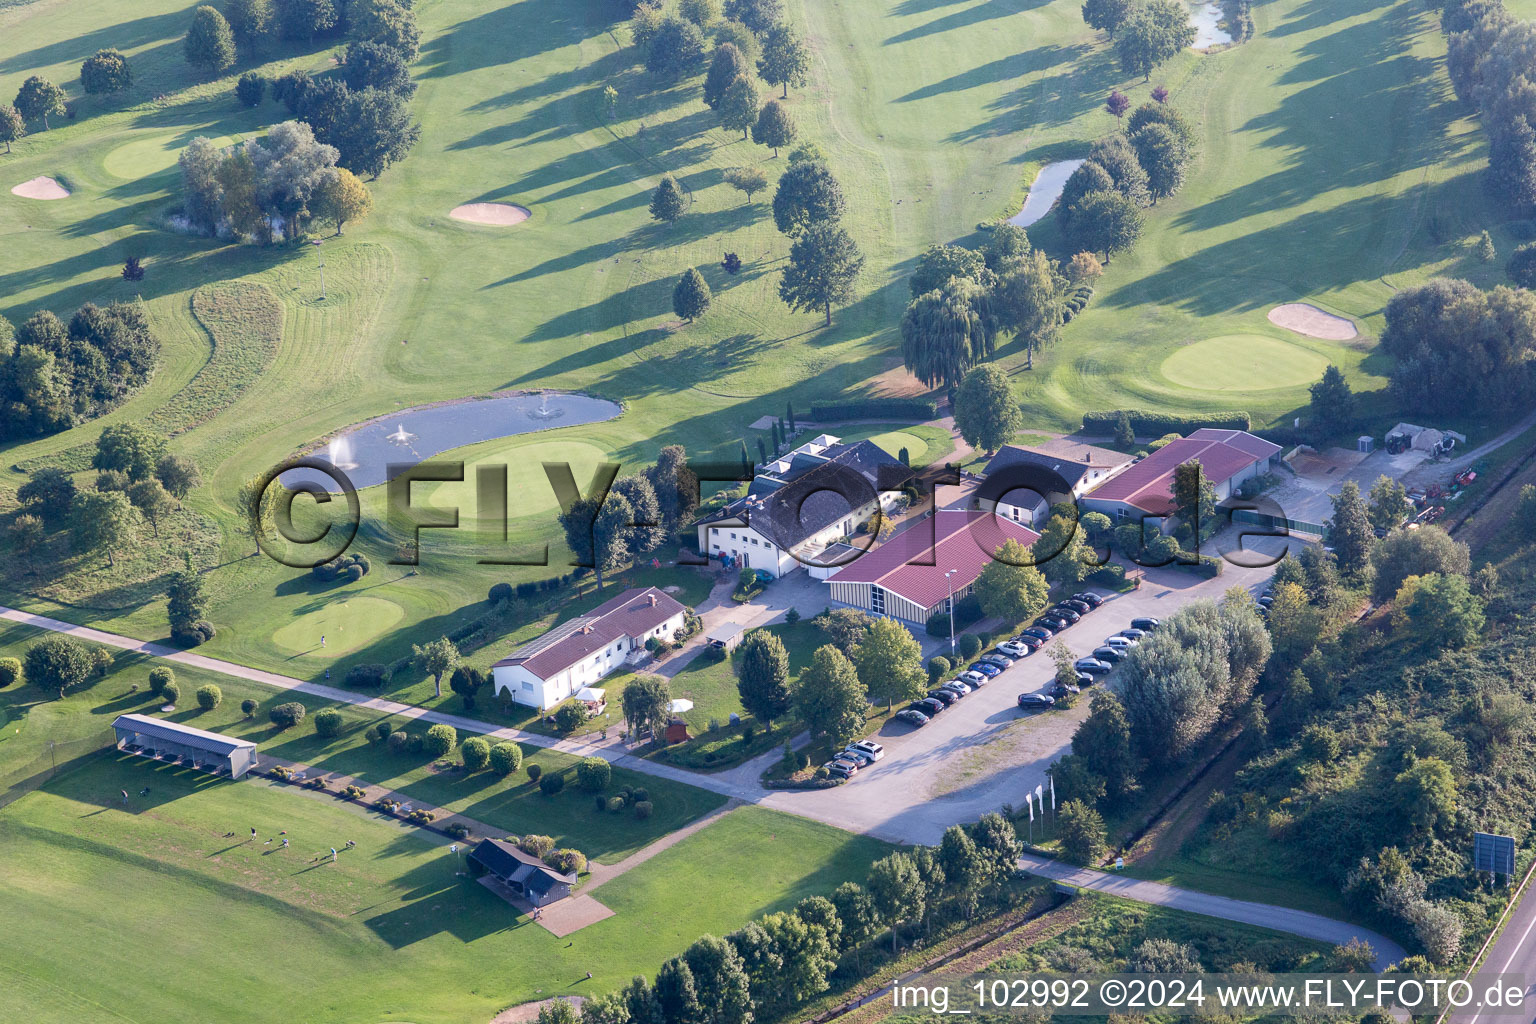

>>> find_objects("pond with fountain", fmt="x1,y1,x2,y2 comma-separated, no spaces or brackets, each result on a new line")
282,390,622,491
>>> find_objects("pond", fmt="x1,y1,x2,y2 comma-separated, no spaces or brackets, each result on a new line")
1007,159,1086,228
281,390,623,491
1190,1,1233,49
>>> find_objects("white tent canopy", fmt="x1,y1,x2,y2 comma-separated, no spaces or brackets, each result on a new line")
668,698,694,713
574,687,606,702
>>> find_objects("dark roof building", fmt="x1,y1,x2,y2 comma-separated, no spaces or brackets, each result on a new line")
1081,428,1283,519
468,838,578,905
982,439,1133,497
112,713,259,779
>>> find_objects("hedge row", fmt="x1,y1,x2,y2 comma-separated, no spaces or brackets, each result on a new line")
1082,409,1251,435
810,398,938,422
1062,285,1094,324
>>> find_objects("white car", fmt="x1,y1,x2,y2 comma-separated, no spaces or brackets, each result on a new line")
960,670,987,685
1106,635,1138,649
846,740,885,763
998,640,1032,658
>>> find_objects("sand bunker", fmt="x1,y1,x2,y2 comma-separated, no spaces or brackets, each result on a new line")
449,202,530,226
11,176,69,200
1268,303,1358,340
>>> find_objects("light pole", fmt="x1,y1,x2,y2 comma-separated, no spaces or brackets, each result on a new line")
944,569,958,659
312,238,325,300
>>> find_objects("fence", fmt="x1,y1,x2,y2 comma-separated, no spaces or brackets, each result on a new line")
1231,508,1325,537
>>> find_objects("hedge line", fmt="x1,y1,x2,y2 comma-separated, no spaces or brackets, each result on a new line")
810,398,938,422
1082,409,1251,435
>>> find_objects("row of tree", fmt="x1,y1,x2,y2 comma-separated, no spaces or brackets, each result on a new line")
186,0,421,75
633,0,808,98
1082,0,1199,80
0,50,132,151
1440,0,1536,215
0,304,159,441
556,445,701,590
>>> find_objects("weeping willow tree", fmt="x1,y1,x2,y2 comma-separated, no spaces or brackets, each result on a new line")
899,277,997,390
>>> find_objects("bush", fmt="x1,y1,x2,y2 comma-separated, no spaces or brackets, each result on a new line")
577,756,612,792
345,663,389,689
424,723,457,757
607,795,626,812
313,707,344,738
595,794,609,812
195,683,222,711
364,724,381,744
461,736,490,771
489,582,513,604
240,697,258,717
446,822,471,841
518,834,555,857
809,398,937,421
545,848,587,874
539,771,567,796
160,680,180,705
1082,409,1251,435
634,800,654,819
343,785,366,800
526,762,543,783
631,786,648,802
269,702,306,728
304,775,328,790
405,808,435,825
376,721,393,740
0,657,22,688
958,633,982,660
926,656,951,684
553,701,588,733
148,666,175,696
489,741,523,775
926,594,983,637
386,731,409,754
234,71,266,107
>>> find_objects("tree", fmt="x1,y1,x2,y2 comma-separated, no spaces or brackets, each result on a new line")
1113,410,1135,447
81,50,132,94
723,165,768,202
93,423,165,481
538,1001,581,1024
1067,190,1143,260
185,6,237,74
866,852,922,952
126,478,173,537
1508,242,1536,287
1082,0,1134,37
1058,799,1109,865
795,895,842,954
0,104,23,152
331,87,419,178
683,935,752,1024
855,617,926,711
622,674,672,740
900,276,996,388
829,882,876,961
953,364,1022,454
1116,0,1195,81
1172,460,1217,544
235,71,267,107
704,43,751,110
1327,480,1374,574
815,607,873,656
559,494,633,590
1395,756,1457,833
71,490,136,567
795,644,866,746
654,957,700,1024
1367,475,1412,535
343,40,415,98
1031,505,1091,589
314,168,372,234
646,18,708,80
275,0,337,42
1379,278,1536,415
165,567,210,645
992,250,1064,369
772,160,845,235
1266,581,1320,667
650,174,687,224
910,244,986,298
601,85,619,120
1088,134,1151,206
974,538,1050,625
19,467,77,524
780,222,863,326
412,636,459,698
673,268,712,323
14,77,65,130
680,0,721,25
736,629,792,726
1129,122,1187,201
1478,230,1497,262
612,474,668,556
938,825,990,917
759,909,835,1008
751,98,795,155
449,665,485,708
1073,690,1138,801
724,0,783,34
646,444,699,530
1392,573,1485,649
226,0,273,40
749,25,806,104
1105,89,1130,117
24,636,95,696
1308,364,1354,437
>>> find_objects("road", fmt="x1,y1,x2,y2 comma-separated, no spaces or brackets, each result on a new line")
1452,868,1536,1024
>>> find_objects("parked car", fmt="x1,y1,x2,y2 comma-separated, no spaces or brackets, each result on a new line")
960,670,987,685
1074,671,1096,687
979,653,1013,668
1118,628,1146,640
1013,634,1044,650
1061,599,1092,615
896,709,930,727
914,697,946,716
1038,616,1069,632
1073,592,1105,608
1050,682,1081,699
926,688,958,707
825,758,860,779
940,681,972,697
840,748,875,767
998,640,1032,658
1106,635,1137,650
1131,616,1160,631
1020,627,1053,642
971,662,1003,678
1017,693,1056,710
1049,606,1082,624
847,739,885,762
1093,646,1124,663
1074,657,1112,675
1258,594,1275,608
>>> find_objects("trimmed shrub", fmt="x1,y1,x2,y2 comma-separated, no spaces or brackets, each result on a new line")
0,656,21,688
386,730,409,753
269,701,305,728
1082,409,1250,435
345,663,389,689
488,582,513,604
160,680,181,705
518,834,555,857
526,762,543,783
958,633,982,660
489,741,522,776
343,785,366,800
376,721,393,740
148,666,175,696
595,794,608,812
545,848,587,874
576,757,612,792
424,723,457,757
539,771,567,796
607,795,627,812
631,787,648,802
809,398,937,421
634,800,654,819
240,697,258,717
405,808,435,825
926,656,950,684
234,70,266,107
461,736,491,771
553,701,588,733
313,707,344,738
195,683,222,711
446,822,471,840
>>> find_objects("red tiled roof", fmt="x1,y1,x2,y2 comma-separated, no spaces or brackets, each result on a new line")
827,510,1040,610
1085,431,1282,515
493,587,684,678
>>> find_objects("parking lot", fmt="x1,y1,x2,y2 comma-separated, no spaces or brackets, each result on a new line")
755,532,1295,845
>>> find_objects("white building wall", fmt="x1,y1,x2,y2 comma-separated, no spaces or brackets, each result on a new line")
492,612,686,708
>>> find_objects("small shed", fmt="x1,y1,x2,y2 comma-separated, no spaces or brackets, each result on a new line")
467,838,577,905
664,718,691,744
112,713,258,779
705,622,747,652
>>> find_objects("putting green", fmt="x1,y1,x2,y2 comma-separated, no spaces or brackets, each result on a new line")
270,596,405,658
413,438,612,524
103,133,235,180
863,430,927,461
1160,335,1332,392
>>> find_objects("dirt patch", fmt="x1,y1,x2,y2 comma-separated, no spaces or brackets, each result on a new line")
449,202,530,226
11,175,69,200
1267,303,1358,340
867,358,935,398
491,997,586,1024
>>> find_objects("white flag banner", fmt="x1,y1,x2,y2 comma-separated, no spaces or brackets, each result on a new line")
1035,783,1044,809
1026,792,1034,821
1050,775,1056,810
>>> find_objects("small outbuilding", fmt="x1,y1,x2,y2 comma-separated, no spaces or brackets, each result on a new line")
467,838,578,906
705,622,747,652
112,713,258,779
